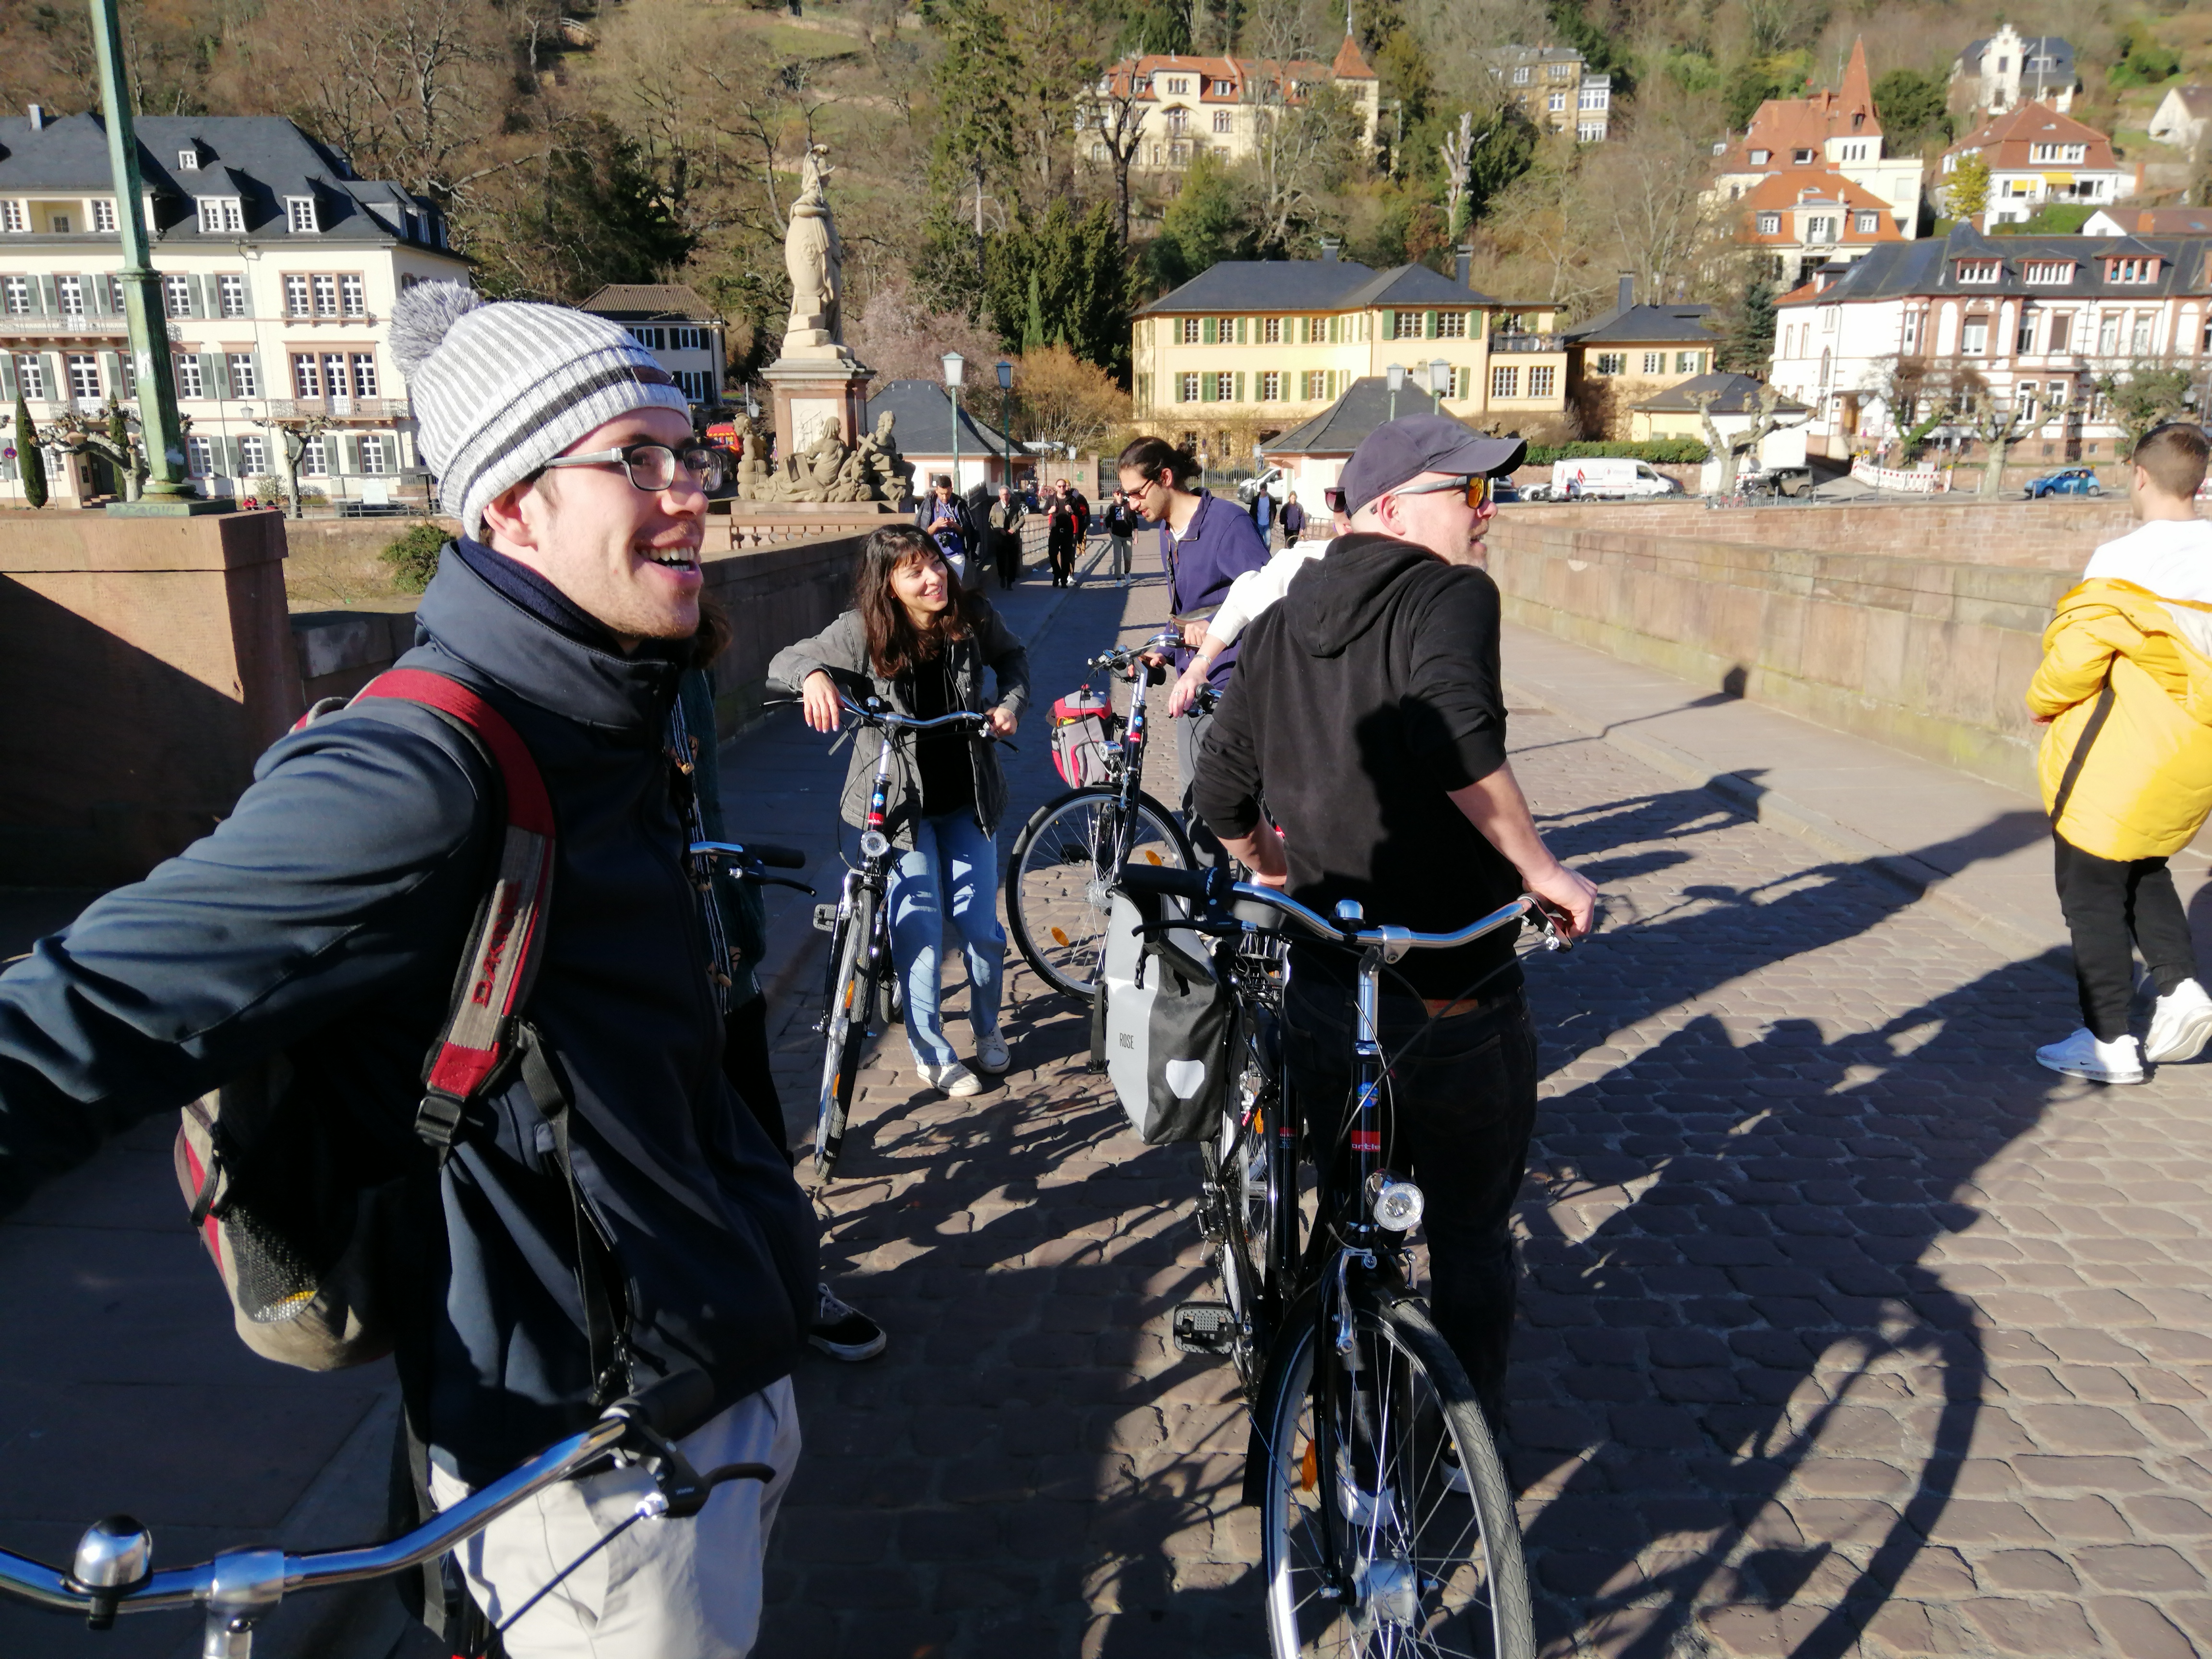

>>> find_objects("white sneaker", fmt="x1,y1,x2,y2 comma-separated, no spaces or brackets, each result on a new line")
920,1060,983,1096
2145,979,2212,1064
2034,1027,2146,1084
974,1032,1011,1074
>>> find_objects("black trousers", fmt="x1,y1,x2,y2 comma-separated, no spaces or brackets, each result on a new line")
1284,976,1539,1418
722,997,795,1167
2053,834,2200,1041
1048,529,1077,584
992,532,1020,588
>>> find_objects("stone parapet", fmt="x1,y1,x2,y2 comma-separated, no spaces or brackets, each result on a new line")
0,509,300,884
1484,505,2094,795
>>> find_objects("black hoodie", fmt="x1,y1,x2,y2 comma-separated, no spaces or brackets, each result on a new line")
1192,532,1524,999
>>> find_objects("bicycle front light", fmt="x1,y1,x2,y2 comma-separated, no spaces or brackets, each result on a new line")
860,830,890,860
1367,1172,1425,1232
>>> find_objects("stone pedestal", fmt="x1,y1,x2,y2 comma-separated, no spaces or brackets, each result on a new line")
760,350,872,468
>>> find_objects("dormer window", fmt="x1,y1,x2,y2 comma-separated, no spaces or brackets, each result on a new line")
176,149,200,170
1757,212,1781,234
1956,259,2001,283
2024,260,2074,284
1749,148,1769,164
1513,67,1529,84
287,196,320,233
1792,148,1815,164
198,196,244,233
2105,256,2159,285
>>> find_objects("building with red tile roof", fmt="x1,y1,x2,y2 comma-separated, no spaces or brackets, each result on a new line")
1712,39,1926,285
1090,32,1379,177
1937,102,2130,230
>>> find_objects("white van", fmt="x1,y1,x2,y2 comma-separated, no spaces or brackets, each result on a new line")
1533,458,1681,501
1236,464,1289,505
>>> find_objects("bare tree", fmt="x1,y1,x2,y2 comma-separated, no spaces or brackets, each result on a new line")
1691,384,1810,493
252,413,333,521
1081,61,1151,246
1966,389,2069,497
1857,356,1979,463
1013,343,1131,457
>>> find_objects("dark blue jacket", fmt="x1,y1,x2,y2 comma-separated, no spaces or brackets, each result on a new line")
1159,490,1273,687
0,546,817,1484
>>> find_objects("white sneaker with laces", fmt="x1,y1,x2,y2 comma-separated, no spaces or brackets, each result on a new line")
2145,979,2212,1065
2034,1027,2146,1084
974,1032,1011,1075
921,1060,983,1096
809,1282,888,1362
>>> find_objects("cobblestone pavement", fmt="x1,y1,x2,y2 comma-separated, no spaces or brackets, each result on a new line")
730,541,2212,1659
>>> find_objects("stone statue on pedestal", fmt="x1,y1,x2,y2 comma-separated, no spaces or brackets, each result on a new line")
781,146,847,360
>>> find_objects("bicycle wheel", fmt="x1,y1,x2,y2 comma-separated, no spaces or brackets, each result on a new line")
815,888,880,1178
1201,1010,1289,1384
1257,1283,1533,1659
1005,788,1192,1000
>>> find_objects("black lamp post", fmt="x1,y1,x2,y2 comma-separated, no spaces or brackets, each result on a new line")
996,359,1013,491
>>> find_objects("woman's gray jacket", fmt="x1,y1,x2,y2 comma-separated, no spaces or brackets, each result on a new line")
768,603,1029,844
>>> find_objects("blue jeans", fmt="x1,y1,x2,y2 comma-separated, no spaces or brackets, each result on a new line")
888,812,1006,1069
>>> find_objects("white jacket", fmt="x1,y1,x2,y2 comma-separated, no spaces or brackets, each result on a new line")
1211,540,1332,645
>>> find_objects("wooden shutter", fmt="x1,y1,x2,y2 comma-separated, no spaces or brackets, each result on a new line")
1424,310,1438,339
1200,372,1214,403
1202,316,1217,344
1327,315,1339,344
210,352,232,399
35,275,57,315
246,351,265,400
1235,372,1245,401
1236,317,1247,344
235,273,254,318
98,350,122,395
0,354,15,399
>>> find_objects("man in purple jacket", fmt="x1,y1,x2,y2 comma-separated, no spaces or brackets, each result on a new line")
1115,436,1272,866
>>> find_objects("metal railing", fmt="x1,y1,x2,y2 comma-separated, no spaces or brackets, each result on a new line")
1489,332,1565,353
0,315,132,337
263,397,408,420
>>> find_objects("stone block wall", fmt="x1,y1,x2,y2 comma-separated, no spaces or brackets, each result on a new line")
1484,505,2086,795
0,510,301,884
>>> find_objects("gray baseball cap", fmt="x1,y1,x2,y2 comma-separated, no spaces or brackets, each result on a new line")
1337,416,1527,516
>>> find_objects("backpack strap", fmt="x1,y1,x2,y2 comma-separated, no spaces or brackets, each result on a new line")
345,668,558,1154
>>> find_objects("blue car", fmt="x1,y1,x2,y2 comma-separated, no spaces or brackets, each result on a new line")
2026,467,2103,499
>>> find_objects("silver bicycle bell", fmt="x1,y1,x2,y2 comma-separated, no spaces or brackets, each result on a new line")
72,1514,151,1630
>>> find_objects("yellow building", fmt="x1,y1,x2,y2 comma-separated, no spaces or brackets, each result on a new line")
1560,275,1721,438
1131,248,1567,445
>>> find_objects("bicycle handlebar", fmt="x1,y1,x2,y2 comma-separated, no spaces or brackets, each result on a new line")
689,839,807,871
1118,865,1562,962
0,1372,728,1622
834,690,991,733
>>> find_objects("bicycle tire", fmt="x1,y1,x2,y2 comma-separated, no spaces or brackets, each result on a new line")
1256,1283,1533,1659
1005,787,1193,1000
815,888,879,1178
1201,1008,1291,1385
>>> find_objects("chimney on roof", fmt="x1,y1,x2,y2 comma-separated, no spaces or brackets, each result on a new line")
1617,272,1634,313
1320,237,1341,262
27,104,45,130
1455,243,1472,287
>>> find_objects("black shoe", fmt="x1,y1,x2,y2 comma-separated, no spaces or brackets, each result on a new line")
808,1282,887,1361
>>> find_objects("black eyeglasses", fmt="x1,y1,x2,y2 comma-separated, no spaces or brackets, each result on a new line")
538,441,725,495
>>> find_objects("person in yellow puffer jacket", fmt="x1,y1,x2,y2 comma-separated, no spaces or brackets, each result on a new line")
2025,421,2212,1084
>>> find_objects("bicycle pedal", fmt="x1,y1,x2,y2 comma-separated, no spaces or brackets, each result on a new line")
1172,1301,1237,1355
812,903,839,934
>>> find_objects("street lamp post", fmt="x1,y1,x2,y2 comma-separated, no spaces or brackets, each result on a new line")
995,359,1013,493
1427,357,1452,415
1386,362,1406,422
943,351,967,497
86,0,227,514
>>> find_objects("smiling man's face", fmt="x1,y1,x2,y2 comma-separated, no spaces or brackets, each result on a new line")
483,406,705,650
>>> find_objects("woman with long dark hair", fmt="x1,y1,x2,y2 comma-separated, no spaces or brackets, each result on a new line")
769,528,1030,1096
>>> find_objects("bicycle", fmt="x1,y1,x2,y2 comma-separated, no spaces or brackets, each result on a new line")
1121,863,1567,1659
798,687,992,1178
1005,625,1195,1000
0,1371,764,1659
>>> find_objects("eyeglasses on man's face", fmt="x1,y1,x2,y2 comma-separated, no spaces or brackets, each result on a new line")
538,441,725,495
1388,474,1494,509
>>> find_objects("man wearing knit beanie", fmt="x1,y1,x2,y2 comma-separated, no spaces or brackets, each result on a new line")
0,285,821,1659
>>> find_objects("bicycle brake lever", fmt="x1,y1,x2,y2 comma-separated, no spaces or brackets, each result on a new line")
758,875,817,896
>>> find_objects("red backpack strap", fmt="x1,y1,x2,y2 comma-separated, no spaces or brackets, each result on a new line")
348,668,556,1151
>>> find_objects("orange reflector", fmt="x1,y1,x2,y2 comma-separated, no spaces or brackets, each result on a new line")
1299,1441,1318,1492
1050,927,1071,948
1144,849,1164,866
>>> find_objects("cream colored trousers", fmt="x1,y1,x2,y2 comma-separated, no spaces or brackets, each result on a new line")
429,1379,800,1659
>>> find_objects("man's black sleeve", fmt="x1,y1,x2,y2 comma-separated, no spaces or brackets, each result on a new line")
0,707,492,1214
1192,624,1271,842
1401,566,1509,792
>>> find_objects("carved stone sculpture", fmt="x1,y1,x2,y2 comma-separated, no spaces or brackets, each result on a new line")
781,146,847,359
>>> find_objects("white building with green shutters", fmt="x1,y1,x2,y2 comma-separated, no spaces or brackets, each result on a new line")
0,108,466,507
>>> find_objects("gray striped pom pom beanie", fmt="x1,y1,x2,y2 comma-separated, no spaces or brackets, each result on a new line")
389,282,692,538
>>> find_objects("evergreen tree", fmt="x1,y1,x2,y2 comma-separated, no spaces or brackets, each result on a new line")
985,199,1132,379
1719,278,1777,375
1023,270,1047,353
1871,68,1952,156
14,391,46,510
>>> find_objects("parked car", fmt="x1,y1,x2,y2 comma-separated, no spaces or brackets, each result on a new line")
1490,477,1522,504
1737,462,1812,498
1526,458,1682,502
2026,467,2103,499
1236,464,1289,505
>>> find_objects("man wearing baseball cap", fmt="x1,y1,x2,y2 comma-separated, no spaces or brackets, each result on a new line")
1193,414,1596,1422
0,284,816,1657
